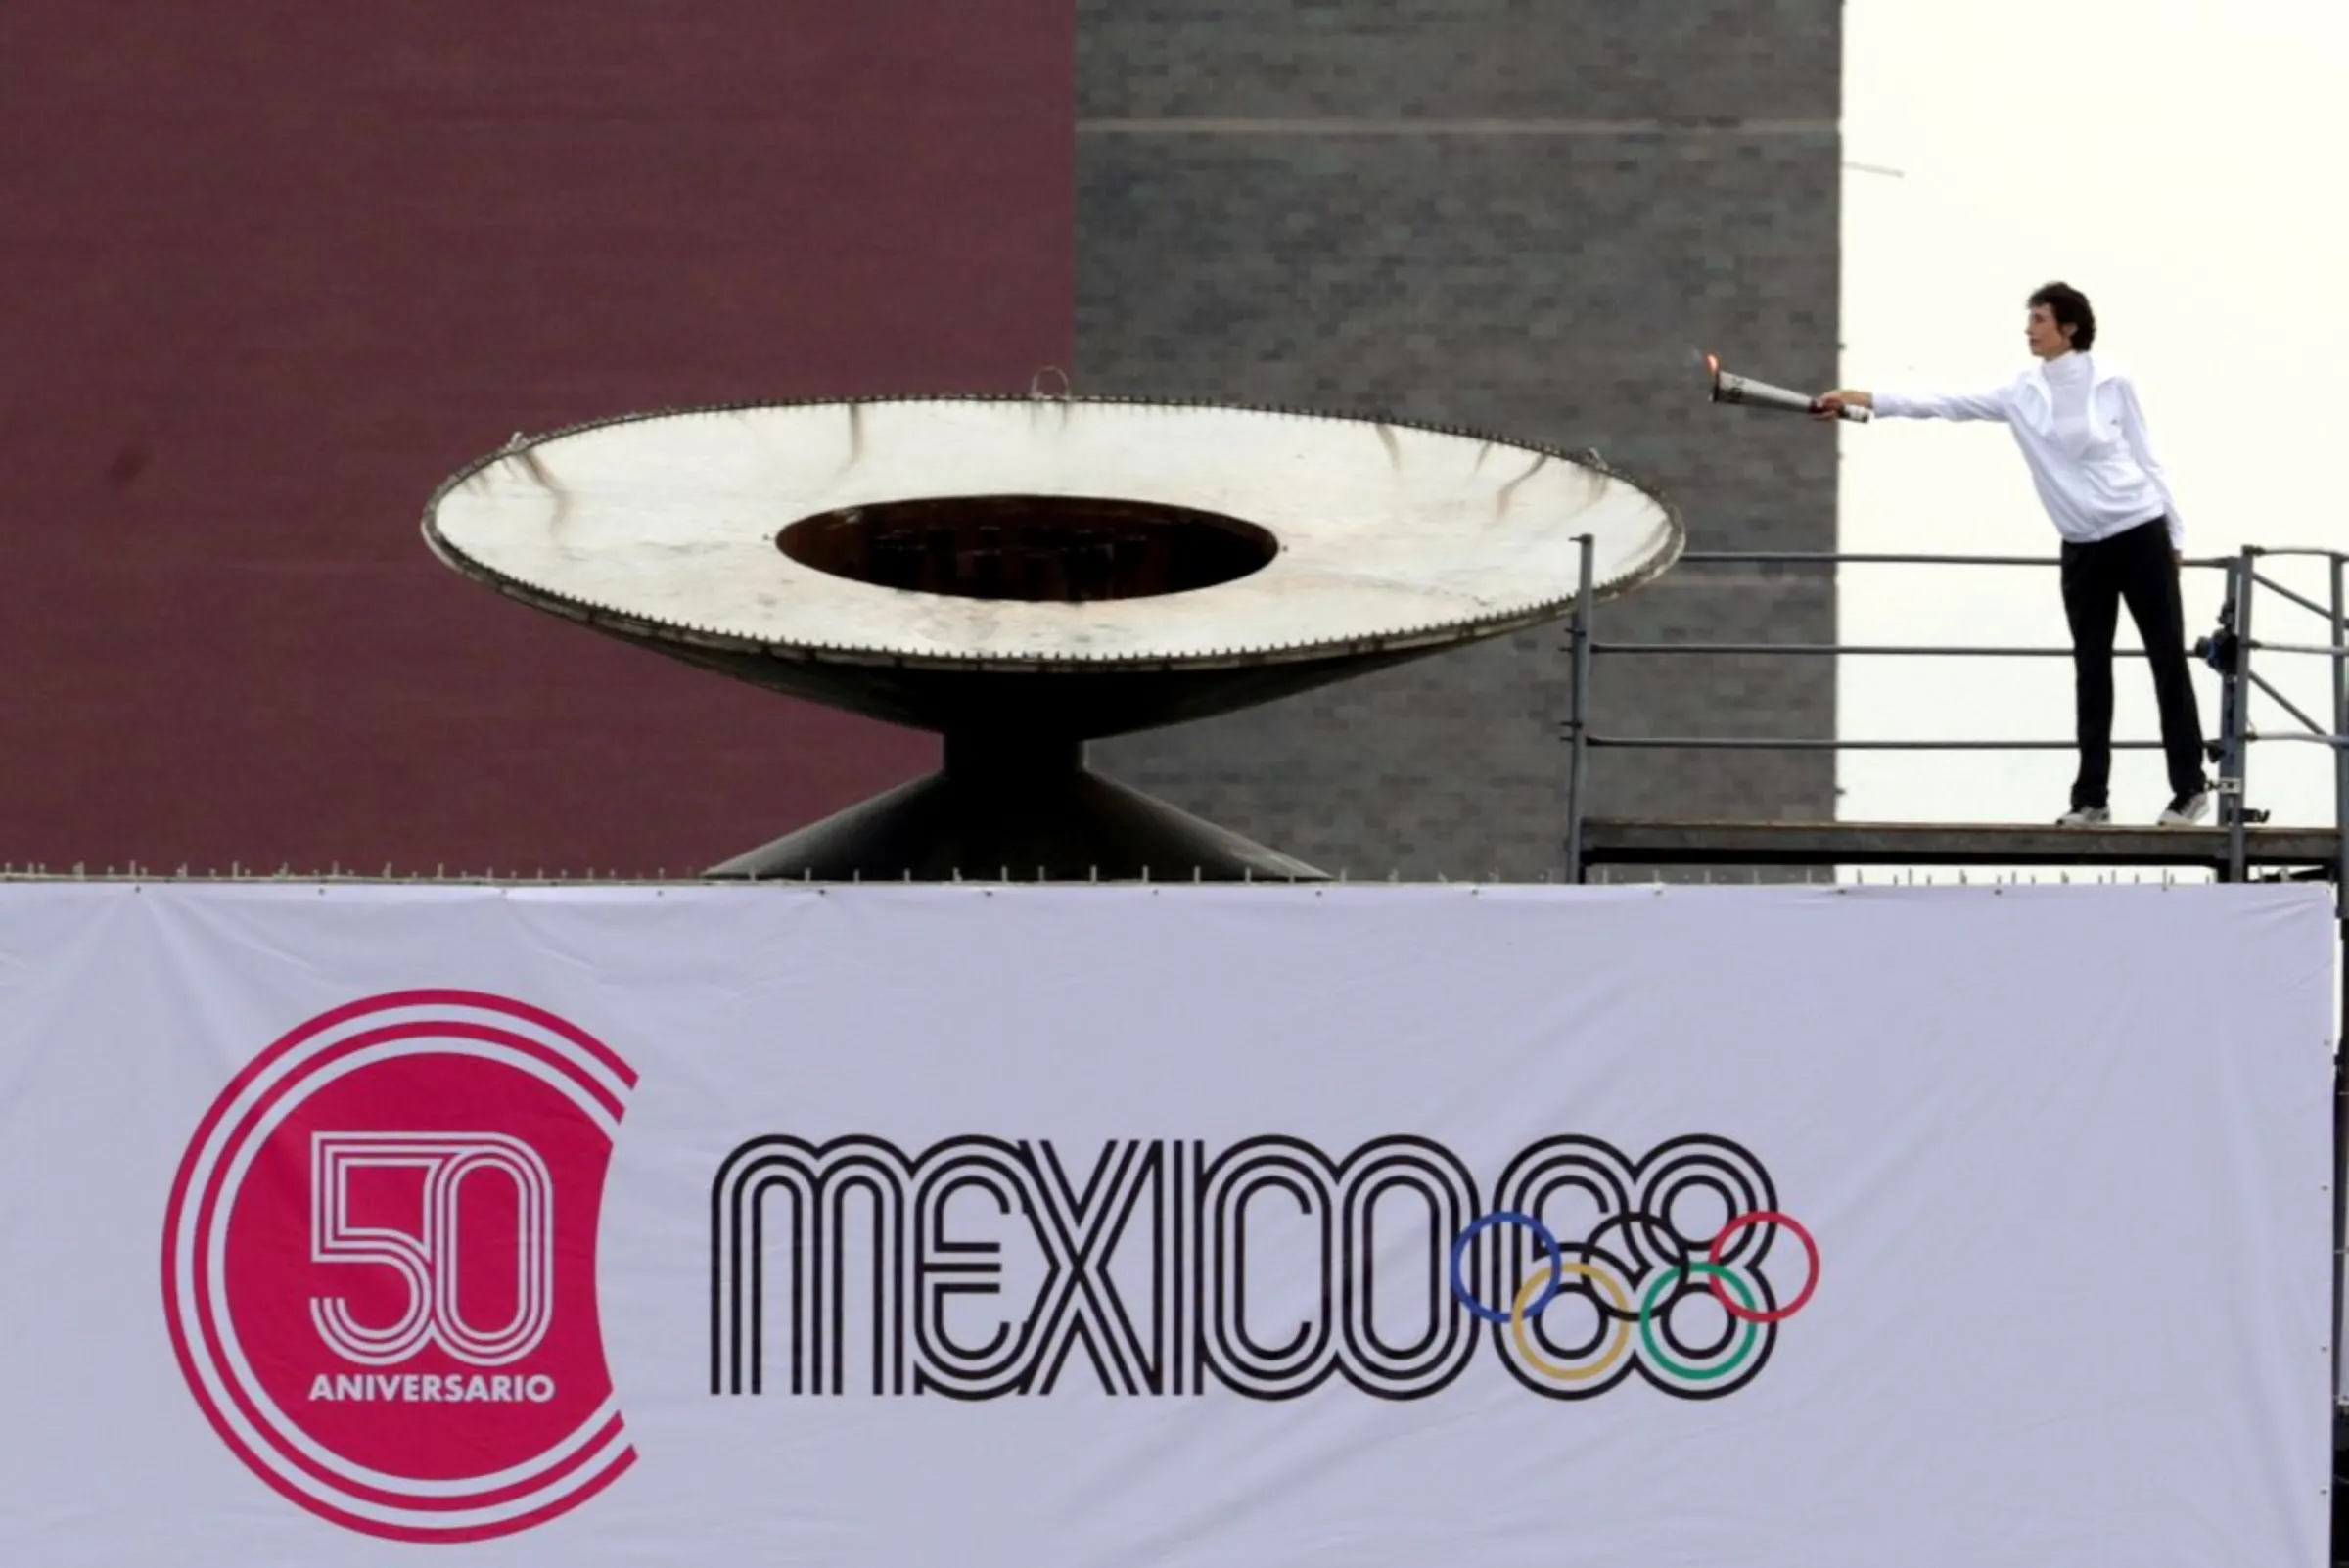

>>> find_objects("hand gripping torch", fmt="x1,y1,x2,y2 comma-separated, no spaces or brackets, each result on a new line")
1706,355,1870,423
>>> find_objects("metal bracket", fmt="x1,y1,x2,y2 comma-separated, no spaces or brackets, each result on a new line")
2196,625,2243,675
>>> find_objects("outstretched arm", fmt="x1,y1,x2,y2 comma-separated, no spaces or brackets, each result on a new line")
1814,386,2011,423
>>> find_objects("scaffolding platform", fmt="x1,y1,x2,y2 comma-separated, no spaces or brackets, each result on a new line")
1580,819,2344,874
1561,544,2347,892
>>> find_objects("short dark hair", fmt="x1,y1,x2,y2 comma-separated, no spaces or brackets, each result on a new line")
2028,282,2096,351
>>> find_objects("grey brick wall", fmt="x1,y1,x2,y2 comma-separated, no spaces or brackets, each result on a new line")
1078,0,1839,121
1078,2,1842,878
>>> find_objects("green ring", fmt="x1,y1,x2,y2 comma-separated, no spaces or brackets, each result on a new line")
1637,1263,1761,1383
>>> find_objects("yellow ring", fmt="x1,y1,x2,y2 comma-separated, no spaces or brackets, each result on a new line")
1509,1260,1634,1383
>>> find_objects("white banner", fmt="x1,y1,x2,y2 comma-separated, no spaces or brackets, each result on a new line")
0,882,2332,1566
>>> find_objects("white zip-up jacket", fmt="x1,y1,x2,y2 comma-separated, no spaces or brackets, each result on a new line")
1874,352,2184,549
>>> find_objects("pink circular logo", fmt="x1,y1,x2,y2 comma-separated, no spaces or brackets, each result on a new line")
161,992,635,1542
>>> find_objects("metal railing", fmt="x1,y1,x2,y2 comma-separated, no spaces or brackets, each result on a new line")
1561,541,2349,891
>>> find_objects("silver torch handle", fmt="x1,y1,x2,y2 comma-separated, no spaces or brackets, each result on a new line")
1709,362,1871,423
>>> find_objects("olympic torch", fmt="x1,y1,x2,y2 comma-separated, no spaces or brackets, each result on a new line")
1706,354,1870,423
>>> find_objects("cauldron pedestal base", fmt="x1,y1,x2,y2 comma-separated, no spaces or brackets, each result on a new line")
705,736,1325,883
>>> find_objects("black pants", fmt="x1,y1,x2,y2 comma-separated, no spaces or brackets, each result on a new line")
2058,518,2205,808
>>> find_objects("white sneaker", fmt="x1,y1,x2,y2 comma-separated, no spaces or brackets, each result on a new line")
2055,806,2110,826
2157,789,2212,826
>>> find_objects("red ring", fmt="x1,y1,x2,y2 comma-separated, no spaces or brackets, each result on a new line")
1705,1211,1819,1323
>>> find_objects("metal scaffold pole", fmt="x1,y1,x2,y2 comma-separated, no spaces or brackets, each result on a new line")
1563,534,1596,885
2331,554,2347,1428
2225,548,2258,884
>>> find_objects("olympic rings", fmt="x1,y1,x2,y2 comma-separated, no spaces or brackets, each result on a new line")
1448,1208,1816,1342
1449,1211,1565,1326
1509,1260,1633,1382
1637,1264,1761,1382
1439,1147,1814,1394
1706,1211,1819,1323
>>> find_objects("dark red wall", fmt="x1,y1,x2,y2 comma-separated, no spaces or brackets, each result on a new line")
0,2,1074,874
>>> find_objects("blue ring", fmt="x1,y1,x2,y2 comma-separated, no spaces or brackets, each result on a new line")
1450,1210,1566,1325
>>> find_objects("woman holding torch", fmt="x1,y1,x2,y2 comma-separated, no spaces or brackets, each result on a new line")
1815,282,2211,826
